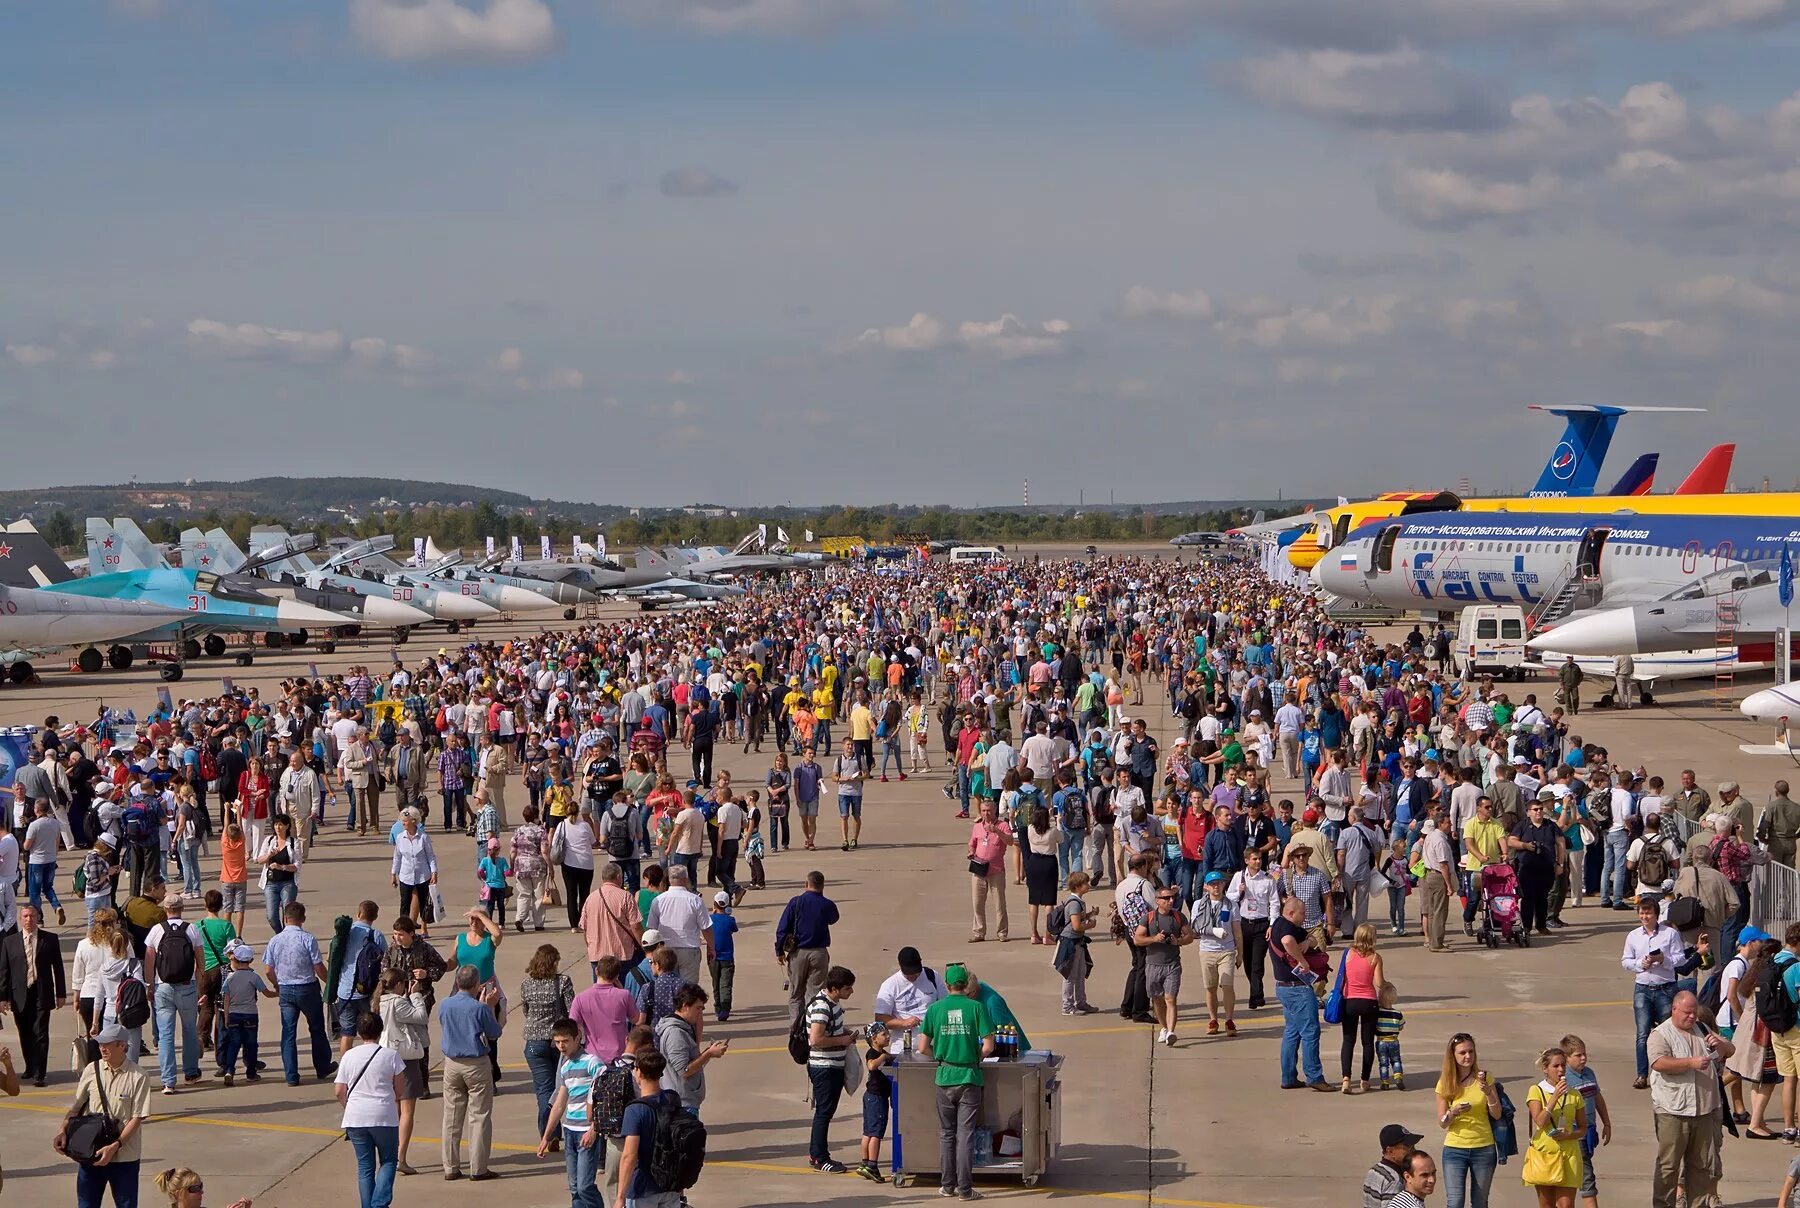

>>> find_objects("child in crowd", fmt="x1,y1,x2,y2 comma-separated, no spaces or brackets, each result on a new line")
217,942,274,1085
858,1023,894,1183
1375,982,1405,1090
1055,872,1096,1015
1560,1032,1612,1208
477,837,512,928
218,822,248,940
1386,837,1411,937
745,791,768,888
708,891,738,1022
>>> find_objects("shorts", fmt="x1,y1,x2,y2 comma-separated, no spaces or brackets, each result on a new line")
335,995,368,1036
1146,961,1182,1000
862,1090,890,1139
1773,1026,1800,1077
220,882,247,914
1197,949,1235,992
797,798,820,818
838,795,863,819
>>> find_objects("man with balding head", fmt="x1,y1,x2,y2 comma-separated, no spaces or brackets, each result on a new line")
1647,988,1731,1208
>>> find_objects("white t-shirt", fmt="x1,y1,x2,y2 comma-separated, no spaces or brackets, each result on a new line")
1719,955,1748,1030
715,801,746,842
336,1043,405,1128
1608,787,1637,834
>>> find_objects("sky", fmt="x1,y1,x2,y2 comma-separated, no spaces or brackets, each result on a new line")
6,1,1800,508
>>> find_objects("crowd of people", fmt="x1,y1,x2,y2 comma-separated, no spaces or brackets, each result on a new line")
1,549,1799,1208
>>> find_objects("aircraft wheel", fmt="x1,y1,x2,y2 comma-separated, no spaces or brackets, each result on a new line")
183,639,202,660
563,608,577,621
77,647,105,674
393,627,409,644
262,632,283,649
320,642,337,655
161,665,183,682
446,620,461,634
8,662,33,684
108,646,134,671
234,653,254,667
203,634,227,657
291,629,310,646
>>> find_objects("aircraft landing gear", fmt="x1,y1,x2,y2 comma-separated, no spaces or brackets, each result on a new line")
107,645,134,671
203,634,227,657
160,664,184,682
563,608,577,621
77,647,104,674
263,632,284,649
320,641,337,654
446,620,461,634
8,662,34,684
183,638,202,660
290,629,310,647
393,627,409,645
234,653,254,666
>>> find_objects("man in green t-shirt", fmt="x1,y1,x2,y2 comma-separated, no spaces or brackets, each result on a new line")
195,889,239,1053
919,963,996,1199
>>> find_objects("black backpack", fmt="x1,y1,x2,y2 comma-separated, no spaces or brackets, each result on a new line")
592,1058,636,1136
115,973,151,1029
351,932,385,998
787,1004,812,1065
605,807,634,860
1059,788,1089,832
155,925,197,985
1758,954,1799,1035
643,1090,707,1192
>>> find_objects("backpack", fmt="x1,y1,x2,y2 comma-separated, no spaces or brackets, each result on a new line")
1587,793,1612,829
351,931,385,998
787,1001,813,1064
1046,900,1069,936
643,1091,707,1192
1759,953,1799,1035
1058,788,1089,833
154,924,197,984
1635,841,1671,888
592,1059,637,1136
1091,786,1115,826
605,806,634,860
122,803,155,847
115,972,151,1029
199,746,219,784
1697,968,1724,1019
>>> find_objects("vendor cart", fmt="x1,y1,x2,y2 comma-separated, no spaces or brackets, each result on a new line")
889,1051,1062,1189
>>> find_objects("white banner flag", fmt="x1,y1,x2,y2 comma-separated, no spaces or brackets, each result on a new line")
757,522,767,548
573,535,583,557
412,536,426,567
804,529,814,543
777,527,789,545
510,535,523,562
485,535,495,559
540,535,552,561
597,534,607,559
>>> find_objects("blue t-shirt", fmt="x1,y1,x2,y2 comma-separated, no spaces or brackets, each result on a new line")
478,856,509,890
708,912,738,962
1563,1064,1600,1152
621,1096,665,1197
558,1052,606,1130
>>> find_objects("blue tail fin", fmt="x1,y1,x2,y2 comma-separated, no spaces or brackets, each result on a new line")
1527,404,1702,497
1606,452,1658,497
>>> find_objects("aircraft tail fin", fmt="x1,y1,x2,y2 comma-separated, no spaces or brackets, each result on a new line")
1526,403,1704,496
0,522,76,587
86,518,158,573
112,518,171,571
1606,452,1658,497
177,527,243,572
204,528,250,573
1675,443,1735,494
636,547,674,574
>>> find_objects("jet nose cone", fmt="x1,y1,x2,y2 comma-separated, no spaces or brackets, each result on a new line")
1528,609,1638,657
363,596,435,627
495,585,557,612
1742,686,1800,723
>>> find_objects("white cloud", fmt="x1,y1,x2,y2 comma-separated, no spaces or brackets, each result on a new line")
490,347,525,372
1217,294,1402,348
350,0,556,63
539,368,585,390
1654,274,1790,319
350,337,432,371
1236,46,1503,132
602,0,895,35
1119,285,1214,320
84,350,119,371
186,318,346,362
854,312,1070,358
5,343,58,367
667,369,695,384
659,167,739,198
1382,165,1559,228
1575,317,1725,359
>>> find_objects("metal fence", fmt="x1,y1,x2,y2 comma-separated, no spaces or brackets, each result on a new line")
1664,808,1800,936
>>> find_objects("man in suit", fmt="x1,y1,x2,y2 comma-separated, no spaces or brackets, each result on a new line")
389,729,429,818
0,905,67,1085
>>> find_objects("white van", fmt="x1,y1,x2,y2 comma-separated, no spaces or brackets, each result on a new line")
1454,605,1529,679
949,545,1006,564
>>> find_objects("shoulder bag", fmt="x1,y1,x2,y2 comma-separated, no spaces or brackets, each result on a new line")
63,1065,121,1165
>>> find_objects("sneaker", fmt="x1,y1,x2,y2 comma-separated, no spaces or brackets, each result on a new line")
939,1188,958,1198
222,1072,234,1087
810,1158,849,1174
1061,1007,1076,1016
161,1085,177,1096
880,776,890,782
244,1073,262,1083
1164,1031,1177,1046
1225,1020,1237,1036
899,773,907,781
958,1192,983,1201
856,1162,886,1183
1156,1028,1170,1044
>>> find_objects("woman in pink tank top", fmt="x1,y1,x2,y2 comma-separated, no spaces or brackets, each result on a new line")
1340,923,1386,1093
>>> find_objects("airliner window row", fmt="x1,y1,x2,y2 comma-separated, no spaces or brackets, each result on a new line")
1406,539,1776,560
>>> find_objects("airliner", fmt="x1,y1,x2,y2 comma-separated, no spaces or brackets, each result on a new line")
1314,511,1800,627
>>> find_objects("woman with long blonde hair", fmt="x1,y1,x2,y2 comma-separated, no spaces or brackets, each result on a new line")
1339,923,1385,1094
1435,1031,1502,1208
153,1165,251,1207
1523,1045,1587,1208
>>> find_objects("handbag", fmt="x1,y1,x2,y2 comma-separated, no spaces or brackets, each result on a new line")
548,822,567,866
1322,951,1348,1025
63,1064,121,1165
1521,1090,1578,1187
968,858,990,877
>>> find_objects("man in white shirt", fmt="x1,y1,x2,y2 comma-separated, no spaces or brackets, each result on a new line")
645,865,711,988
872,947,945,1033
714,796,747,904
1274,701,1305,779
144,894,206,1092
1621,895,1700,1089
1020,723,1058,784
1603,770,1639,910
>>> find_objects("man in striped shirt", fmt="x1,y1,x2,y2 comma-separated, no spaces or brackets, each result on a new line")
538,1018,607,1206
804,966,858,1174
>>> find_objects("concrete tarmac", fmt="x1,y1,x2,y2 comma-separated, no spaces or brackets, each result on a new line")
2,577,1797,1206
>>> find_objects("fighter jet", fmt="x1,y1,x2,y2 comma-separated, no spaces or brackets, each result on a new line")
178,527,436,641
251,527,498,630
0,582,194,684
351,548,567,616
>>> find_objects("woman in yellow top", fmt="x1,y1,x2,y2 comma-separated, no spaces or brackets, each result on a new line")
1435,1032,1502,1208
1523,1046,1587,1208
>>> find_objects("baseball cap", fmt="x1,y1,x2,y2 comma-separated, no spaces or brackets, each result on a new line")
231,942,255,963
1301,806,1320,825
1720,781,1740,794
163,893,186,911
641,929,663,947
1380,1123,1423,1149
1203,871,1225,885
95,1023,129,1045
713,891,731,906
1740,925,1773,946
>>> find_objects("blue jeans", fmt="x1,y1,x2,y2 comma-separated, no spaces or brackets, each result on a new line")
1634,981,1675,1080
524,1037,560,1140
265,879,298,935
177,837,203,895
808,1062,847,1164
219,1012,259,1075
347,1124,399,1208
563,1125,606,1208
277,982,334,1083
344,782,360,829
1441,1143,1497,1208
956,765,971,813
154,980,201,1087
1059,832,1087,882
1276,983,1323,1086
26,862,62,912
1388,885,1407,932
1602,830,1631,903
76,1157,141,1208
880,739,904,777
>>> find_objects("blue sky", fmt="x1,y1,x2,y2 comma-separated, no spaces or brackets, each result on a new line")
5,0,1800,506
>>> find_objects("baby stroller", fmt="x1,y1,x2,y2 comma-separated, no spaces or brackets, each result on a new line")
1477,863,1530,948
